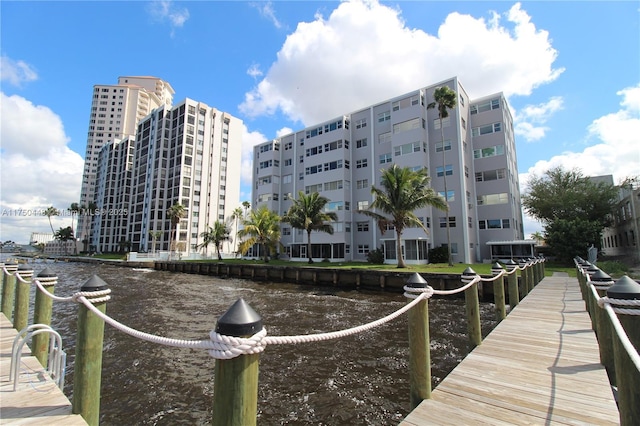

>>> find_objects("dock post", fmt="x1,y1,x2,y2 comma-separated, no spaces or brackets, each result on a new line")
212,298,262,426
589,270,616,384
33,268,58,367
405,273,432,409
491,263,506,321
1,262,19,322
462,268,482,348
606,276,640,426
73,275,109,426
13,264,34,332
518,260,529,298
0,262,4,305
505,259,519,308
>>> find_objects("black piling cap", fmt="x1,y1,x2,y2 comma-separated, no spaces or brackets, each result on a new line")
606,276,640,300
17,264,34,272
406,272,428,288
505,259,517,267
586,264,600,274
81,274,109,292
37,267,57,278
590,269,613,283
462,267,477,277
492,262,504,273
216,298,263,337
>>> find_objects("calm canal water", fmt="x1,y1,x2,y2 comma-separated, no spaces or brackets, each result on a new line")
11,257,498,425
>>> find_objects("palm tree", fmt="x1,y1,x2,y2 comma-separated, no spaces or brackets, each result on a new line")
230,207,244,256
54,226,74,255
199,221,231,260
530,231,544,246
166,203,186,258
241,201,251,218
427,85,457,266
80,202,97,253
282,191,337,264
44,206,59,235
69,203,80,255
237,205,281,263
359,165,447,268
149,230,163,254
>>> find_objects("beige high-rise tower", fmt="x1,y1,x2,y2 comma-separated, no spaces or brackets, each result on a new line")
77,76,174,248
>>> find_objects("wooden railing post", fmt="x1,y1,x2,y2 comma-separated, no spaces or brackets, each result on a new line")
462,268,482,349
33,268,58,366
589,270,616,384
491,263,506,321
505,259,519,308
212,298,262,426
1,262,19,322
73,275,109,426
518,260,529,298
13,264,34,332
606,276,640,426
0,262,4,306
405,273,432,409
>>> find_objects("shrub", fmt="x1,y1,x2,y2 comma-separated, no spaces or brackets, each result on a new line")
366,246,385,264
428,246,449,263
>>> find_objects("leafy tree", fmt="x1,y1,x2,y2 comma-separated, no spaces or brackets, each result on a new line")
427,85,457,265
80,202,97,253
54,226,74,255
522,167,618,262
118,238,131,254
242,200,251,217
359,164,447,268
237,205,282,263
282,191,337,264
44,206,59,235
167,203,186,257
199,221,231,260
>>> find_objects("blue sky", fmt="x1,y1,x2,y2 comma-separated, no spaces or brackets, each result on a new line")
1,0,639,244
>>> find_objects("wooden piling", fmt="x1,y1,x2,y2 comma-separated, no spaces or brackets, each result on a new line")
1,262,18,322
13,264,34,332
73,275,109,426
505,260,519,308
33,268,58,367
491,263,506,321
462,268,482,349
212,299,262,426
405,273,432,409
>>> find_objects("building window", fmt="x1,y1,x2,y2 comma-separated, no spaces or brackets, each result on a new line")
477,193,508,206
435,140,451,152
378,111,391,122
282,227,291,236
436,165,453,177
355,118,367,129
379,153,392,164
358,244,370,254
471,122,502,137
394,141,422,157
284,158,292,166
473,145,505,159
439,216,456,228
438,190,455,201
356,159,368,169
434,116,450,129
357,200,369,211
393,117,422,134
357,221,369,232
356,138,368,148
356,179,368,189
470,98,500,115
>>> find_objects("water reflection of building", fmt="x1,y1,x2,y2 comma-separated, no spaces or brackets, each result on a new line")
252,77,524,264
93,98,243,256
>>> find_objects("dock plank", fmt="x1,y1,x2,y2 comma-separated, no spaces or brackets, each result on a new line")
400,275,619,425
0,314,87,425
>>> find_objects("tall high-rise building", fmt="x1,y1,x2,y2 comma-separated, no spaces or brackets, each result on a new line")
252,77,524,263
78,76,174,245
92,98,243,256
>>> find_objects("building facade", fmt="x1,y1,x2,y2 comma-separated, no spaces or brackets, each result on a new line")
252,77,524,263
602,182,640,262
92,98,243,257
78,76,175,245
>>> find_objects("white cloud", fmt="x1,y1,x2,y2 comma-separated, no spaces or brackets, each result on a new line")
0,56,38,87
239,0,563,126
519,84,640,236
252,1,282,29
0,93,83,244
247,63,263,79
514,96,564,142
148,1,189,36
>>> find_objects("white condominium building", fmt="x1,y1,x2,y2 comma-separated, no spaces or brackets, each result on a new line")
93,98,243,256
78,76,174,244
252,77,524,263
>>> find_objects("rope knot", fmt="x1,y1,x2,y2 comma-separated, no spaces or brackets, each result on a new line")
403,285,434,300
72,289,112,304
208,328,268,359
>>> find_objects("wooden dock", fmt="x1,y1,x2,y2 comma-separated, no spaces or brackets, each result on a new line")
0,314,87,425
401,274,619,425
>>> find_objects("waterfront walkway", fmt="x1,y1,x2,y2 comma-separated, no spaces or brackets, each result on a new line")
401,274,619,425
0,314,87,425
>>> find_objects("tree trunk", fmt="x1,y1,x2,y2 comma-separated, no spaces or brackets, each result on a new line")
307,230,313,264
396,229,406,268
